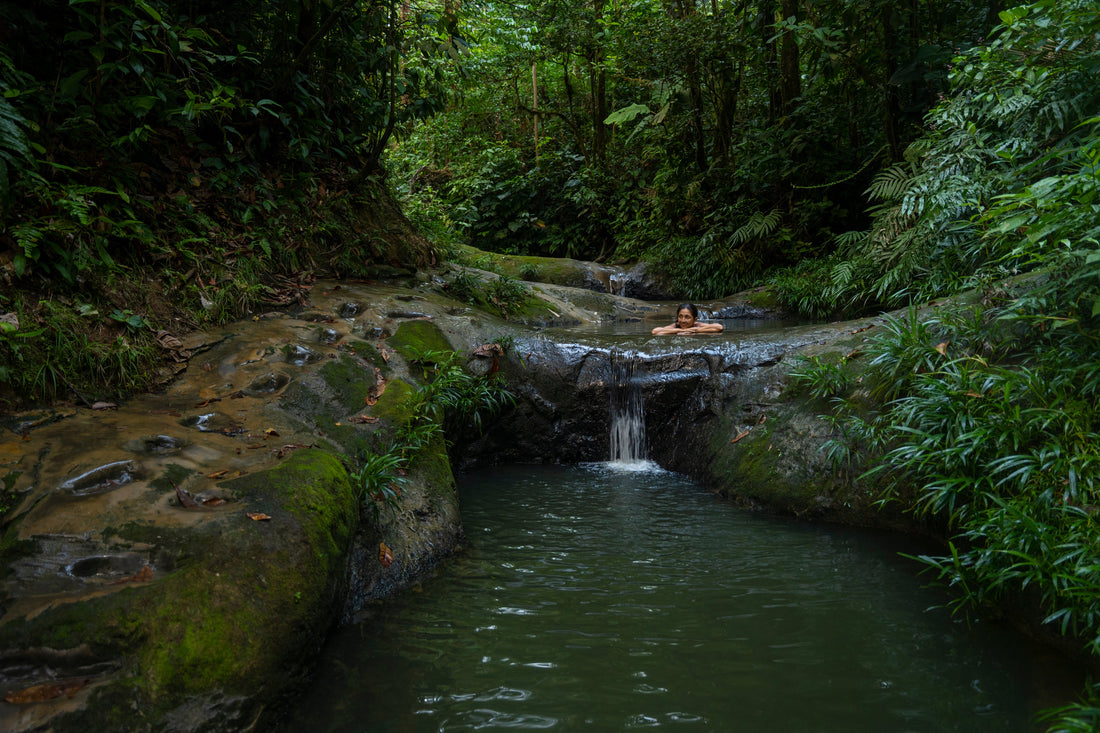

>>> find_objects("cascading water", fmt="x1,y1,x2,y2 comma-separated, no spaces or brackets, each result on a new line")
608,349,647,466
608,271,627,296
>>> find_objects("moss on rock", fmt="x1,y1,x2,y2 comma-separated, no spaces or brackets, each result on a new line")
386,319,454,362
0,450,358,730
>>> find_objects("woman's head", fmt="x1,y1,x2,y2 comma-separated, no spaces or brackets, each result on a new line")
676,303,698,328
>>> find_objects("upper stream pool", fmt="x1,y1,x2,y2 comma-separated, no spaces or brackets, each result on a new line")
284,464,1077,732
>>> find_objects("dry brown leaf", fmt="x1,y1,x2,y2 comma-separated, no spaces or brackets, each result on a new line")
350,415,379,424
194,397,221,408
4,678,88,704
206,469,229,479
264,428,280,437
155,330,184,351
472,343,504,358
202,496,227,507
174,484,199,508
366,368,386,405
379,542,394,567
247,512,271,521
730,429,751,444
935,342,949,355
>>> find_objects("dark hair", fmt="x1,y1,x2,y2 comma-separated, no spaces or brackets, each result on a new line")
677,303,698,319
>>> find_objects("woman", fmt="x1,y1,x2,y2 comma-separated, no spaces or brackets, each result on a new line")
651,303,724,335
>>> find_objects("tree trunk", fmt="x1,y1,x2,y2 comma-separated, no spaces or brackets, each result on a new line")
881,4,902,160
778,0,800,117
589,0,608,162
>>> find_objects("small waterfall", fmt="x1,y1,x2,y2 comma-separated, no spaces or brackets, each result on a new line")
608,271,628,296
609,350,647,465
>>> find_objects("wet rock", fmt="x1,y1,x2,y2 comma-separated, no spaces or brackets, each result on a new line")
317,327,342,344
296,311,337,324
123,435,187,455
283,344,322,365
612,262,675,300
243,372,290,396
0,410,71,436
336,302,362,318
385,310,431,320
179,412,245,436
65,554,147,581
58,461,137,496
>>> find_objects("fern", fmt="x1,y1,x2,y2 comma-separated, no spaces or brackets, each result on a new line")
729,208,782,246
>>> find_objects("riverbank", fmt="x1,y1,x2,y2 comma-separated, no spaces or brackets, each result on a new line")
1,262,1093,729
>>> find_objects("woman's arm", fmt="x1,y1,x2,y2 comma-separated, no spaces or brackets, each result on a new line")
651,324,681,335
691,321,723,333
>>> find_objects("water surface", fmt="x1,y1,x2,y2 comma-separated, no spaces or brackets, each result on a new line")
286,464,1075,732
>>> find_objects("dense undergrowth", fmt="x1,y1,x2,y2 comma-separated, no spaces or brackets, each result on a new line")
782,6,1100,725
2,0,1099,728
0,0,447,408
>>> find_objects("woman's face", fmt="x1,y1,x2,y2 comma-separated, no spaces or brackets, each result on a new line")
676,308,696,328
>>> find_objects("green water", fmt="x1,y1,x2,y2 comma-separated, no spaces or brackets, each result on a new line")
285,464,1076,732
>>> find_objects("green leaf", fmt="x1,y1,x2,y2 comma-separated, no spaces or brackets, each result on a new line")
604,103,651,126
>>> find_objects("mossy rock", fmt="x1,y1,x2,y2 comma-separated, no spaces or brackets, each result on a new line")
452,244,593,288
0,450,357,731
386,320,453,362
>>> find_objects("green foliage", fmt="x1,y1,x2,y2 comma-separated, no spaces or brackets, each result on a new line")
1,0,458,284
441,268,530,316
351,347,513,517
0,296,162,403
825,0,1100,312
788,355,853,401
807,279,1100,728
348,450,406,520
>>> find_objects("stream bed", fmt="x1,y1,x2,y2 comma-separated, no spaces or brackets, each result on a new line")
284,463,1079,732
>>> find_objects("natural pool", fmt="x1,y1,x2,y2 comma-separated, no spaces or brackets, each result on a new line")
284,464,1078,732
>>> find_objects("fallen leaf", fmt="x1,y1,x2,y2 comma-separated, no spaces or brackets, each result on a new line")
379,542,394,567
206,469,229,479
935,342,949,355
849,324,875,335
730,429,751,444
366,367,386,405
264,428,280,437
247,512,271,521
174,484,199,508
4,678,88,704
226,390,246,399
272,443,309,459
472,343,505,358
350,415,379,424
155,330,184,351
194,397,221,408
202,496,227,507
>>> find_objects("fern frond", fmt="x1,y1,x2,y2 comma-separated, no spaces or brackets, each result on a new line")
865,163,917,202
729,208,781,245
